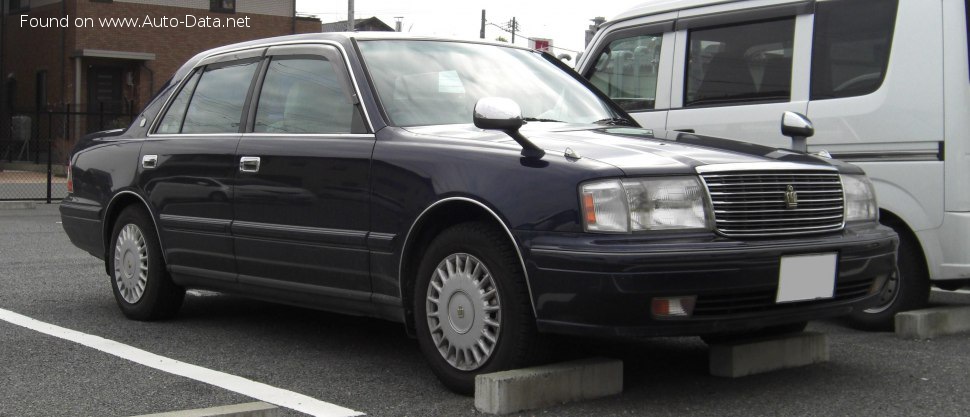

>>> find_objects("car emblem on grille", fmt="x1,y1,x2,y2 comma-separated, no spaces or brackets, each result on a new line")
784,185,798,209
457,305,465,319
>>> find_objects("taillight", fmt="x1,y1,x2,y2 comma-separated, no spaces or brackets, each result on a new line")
66,162,73,193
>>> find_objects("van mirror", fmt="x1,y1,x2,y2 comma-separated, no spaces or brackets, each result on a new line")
781,111,814,152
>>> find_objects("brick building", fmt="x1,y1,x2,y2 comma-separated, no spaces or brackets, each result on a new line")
0,0,321,149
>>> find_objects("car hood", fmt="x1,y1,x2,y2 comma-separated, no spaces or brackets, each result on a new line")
403,124,860,176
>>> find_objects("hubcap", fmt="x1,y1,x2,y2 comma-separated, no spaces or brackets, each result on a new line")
426,253,501,371
114,223,148,304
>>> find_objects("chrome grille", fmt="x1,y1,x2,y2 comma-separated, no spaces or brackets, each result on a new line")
701,171,844,237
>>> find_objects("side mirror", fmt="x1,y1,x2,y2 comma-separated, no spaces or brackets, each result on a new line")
474,97,544,159
780,111,814,153
473,97,525,131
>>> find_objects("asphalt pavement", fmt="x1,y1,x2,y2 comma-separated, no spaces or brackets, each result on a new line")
1,204,968,416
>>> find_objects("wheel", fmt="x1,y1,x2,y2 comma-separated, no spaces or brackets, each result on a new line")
109,206,184,320
846,225,930,331
701,321,808,345
413,222,538,395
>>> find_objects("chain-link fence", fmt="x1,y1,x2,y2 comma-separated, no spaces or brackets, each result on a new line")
1,107,135,202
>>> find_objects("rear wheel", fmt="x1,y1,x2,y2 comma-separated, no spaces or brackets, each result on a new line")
846,225,929,331
109,206,184,320
414,222,538,395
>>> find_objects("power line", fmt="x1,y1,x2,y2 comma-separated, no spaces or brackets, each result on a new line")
485,21,582,54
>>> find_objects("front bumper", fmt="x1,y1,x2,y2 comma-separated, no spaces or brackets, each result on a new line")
518,223,898,338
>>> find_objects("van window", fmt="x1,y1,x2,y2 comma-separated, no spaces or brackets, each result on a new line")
810,0,898,99
587,34,663,111
684,18,794,107
182,61,258,134
156,72,200,134
254,57,357,134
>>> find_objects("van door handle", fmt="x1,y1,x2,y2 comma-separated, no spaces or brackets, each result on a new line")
239,156,261,173
674,128,695,133
142,154,158,169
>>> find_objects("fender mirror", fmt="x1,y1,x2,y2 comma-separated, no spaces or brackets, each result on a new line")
474,97,544,159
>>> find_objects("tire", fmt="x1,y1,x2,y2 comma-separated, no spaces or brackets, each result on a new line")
413,222,538,395
846,226,930,331
109,206,184,321
701,321,808,345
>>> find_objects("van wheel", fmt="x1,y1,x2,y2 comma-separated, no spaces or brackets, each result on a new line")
413,222,538,395
109,206,184,320
846,226,929,331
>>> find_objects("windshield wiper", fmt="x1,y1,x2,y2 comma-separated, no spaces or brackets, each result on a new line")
593,117,636,126
522,117,565,123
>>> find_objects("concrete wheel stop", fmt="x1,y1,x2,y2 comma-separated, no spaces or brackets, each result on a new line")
895,306,970,339
474,357,623,415
708,331,829,378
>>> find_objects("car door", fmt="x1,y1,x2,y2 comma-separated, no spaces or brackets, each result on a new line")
231,44,375,300
581,12,676,130
140,49,263,284
664,2,812,147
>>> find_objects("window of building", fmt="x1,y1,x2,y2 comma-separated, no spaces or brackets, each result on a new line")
181,61,257,133
254,57,359,134
684,18,794,107
810,0,898,100
156,72,201,134
10,0,29,12
587,34,663,112
210,0,235,13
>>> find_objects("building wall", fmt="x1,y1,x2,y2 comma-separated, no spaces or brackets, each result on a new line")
2,0,321,130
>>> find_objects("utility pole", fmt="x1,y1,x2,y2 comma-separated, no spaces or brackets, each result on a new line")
480,10,486,39
347,0,355,31
505,17,518,44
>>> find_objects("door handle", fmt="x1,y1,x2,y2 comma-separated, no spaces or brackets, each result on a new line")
674,128,695,133
239,156,261,173
142,154,158,169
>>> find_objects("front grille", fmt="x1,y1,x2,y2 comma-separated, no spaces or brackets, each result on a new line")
701,171,845,237
692,277,875,317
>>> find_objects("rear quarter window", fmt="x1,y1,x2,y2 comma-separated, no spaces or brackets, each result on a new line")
810,0,898,100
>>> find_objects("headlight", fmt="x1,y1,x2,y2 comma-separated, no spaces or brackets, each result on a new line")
581,177,712,233
841,174,878,222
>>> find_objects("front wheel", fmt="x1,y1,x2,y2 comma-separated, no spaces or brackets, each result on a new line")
846,226,930,331
109,206,185,320
414,222,538,395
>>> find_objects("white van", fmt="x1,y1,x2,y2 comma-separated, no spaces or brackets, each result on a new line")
578,0,970,329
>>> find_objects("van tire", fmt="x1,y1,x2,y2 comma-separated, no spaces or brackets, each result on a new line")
846,227,929,331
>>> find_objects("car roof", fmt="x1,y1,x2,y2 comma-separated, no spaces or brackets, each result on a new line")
172,32,533,82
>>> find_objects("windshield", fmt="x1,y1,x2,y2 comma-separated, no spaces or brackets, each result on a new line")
357,40,618,127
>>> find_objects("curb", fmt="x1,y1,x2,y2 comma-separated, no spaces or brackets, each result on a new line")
0,201,40,210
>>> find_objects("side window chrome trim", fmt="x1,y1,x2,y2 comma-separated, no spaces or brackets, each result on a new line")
148,40,375,137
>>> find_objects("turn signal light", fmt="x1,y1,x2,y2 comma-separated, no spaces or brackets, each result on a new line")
651,296,697,318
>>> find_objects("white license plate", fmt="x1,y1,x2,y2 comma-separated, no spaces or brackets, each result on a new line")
776,253,837,303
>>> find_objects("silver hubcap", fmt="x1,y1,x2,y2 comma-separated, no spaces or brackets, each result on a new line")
865,270,900,314
426,253,501,371
114,224,148,304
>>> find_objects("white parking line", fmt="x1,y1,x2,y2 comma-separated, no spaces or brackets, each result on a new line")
0,307,363,417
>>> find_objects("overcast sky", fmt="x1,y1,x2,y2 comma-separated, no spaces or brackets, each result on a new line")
295,0,632,59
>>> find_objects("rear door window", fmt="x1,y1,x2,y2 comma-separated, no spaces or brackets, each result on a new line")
181,60,259,134
810,0,898,99
587,34,663,111
684,18,795,107
156,72,200,134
